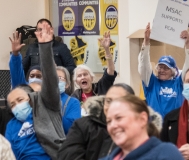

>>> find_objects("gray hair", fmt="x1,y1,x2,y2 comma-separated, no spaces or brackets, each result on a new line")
56,66,71,88
83,95,105,117
148,106,163,132
73,65,95,88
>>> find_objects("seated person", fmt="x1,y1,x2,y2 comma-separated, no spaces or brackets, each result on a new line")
0,84,33,136
57,83,135,160
56,66,81,134
161,68,189,160
72,31,117,103
9,30,79,135
138,23,189,117
5,23,66,159
100,95,184,160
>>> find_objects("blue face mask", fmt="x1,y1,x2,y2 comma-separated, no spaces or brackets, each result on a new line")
12,101,32,122
58,81,66,94
28,78,42,84
182,83,189,101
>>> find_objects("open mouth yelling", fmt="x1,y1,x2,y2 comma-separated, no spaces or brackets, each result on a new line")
81,81,88,86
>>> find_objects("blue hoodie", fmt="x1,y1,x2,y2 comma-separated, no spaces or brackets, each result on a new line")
99,137,183,160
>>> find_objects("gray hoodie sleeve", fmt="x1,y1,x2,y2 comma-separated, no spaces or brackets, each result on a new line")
138,45,152,87
39,41,61,111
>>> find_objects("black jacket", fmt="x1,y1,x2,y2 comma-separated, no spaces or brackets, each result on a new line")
0,107,14,135
71,69,117,102
57,99,116,160
22,39,76,75
160,108,180,144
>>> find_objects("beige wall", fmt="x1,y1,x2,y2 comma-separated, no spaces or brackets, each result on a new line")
115,0,159,95
0,0,48,70
128,0,158,35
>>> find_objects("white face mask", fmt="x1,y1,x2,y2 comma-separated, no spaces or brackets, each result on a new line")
12,101,32,122
182,83,189,101
28,78,42,84
58,81,66,94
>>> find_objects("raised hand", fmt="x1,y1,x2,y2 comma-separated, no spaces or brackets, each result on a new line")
35,22,53,43
144,23,151,46
9,31,25,56
98,31,111,51
180,30,189,49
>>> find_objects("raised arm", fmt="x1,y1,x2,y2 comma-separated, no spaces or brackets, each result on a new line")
181,30,189,81
9,32,27,88
36,23,61,111
99,31,115,75
138,23,152,87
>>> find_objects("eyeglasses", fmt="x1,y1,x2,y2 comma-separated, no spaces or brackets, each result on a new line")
156,65,170,71
58,76,66,81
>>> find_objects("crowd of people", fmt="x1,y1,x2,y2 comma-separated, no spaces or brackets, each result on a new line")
1,19,189,160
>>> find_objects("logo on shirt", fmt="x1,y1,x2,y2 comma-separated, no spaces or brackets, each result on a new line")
159,87,177,97
18,122,35,138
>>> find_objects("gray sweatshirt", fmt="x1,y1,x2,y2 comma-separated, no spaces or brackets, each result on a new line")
29,41,66,159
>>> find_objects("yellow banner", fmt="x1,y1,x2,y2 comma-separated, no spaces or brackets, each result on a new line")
100,0,118,35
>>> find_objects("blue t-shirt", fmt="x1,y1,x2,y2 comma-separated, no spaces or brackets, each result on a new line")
143,73,184,118
5,113,51,160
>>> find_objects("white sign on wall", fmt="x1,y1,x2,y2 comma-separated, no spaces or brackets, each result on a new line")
150,0,189,48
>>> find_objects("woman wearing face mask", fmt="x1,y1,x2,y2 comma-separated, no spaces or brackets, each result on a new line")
100,95,183,160
26,65,42,84
5,23,65,159
161,69,189,160
0,84,34,136
56,66,81,134
71,31,117,103
9,35,42,89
